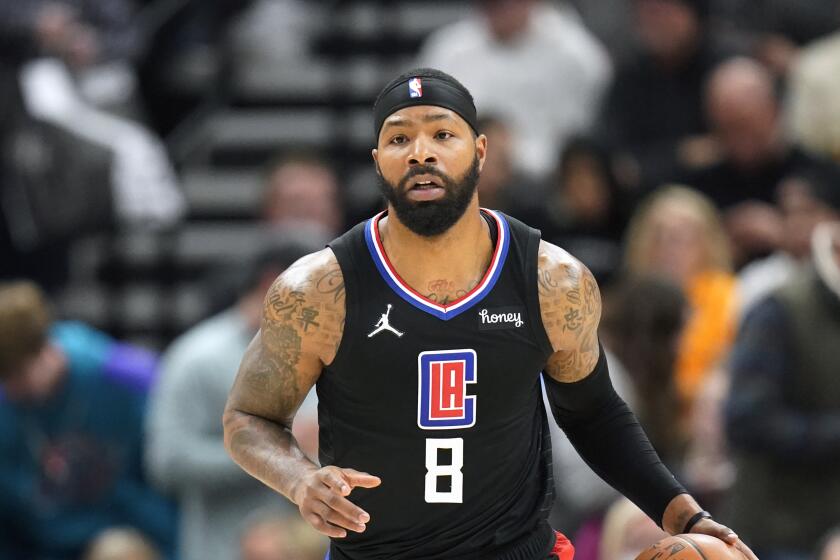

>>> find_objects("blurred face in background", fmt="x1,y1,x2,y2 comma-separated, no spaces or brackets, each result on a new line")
706,59,781,170
644,200,709,285
560,152,612,225
263,162,341,236
777,177,840,260
476,0,537,42
635,0,701,63
1,343,66,403
84,528,160,560
822,533,840,560
477,119,513,203
241,522,292,560
240,517,323,560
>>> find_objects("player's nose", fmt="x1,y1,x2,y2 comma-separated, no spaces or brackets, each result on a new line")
406,136,438,167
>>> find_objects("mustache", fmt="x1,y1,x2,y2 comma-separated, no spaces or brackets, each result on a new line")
399,166,449,190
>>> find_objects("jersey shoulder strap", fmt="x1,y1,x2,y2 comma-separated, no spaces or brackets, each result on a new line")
325,220,369,366
496,211,554,359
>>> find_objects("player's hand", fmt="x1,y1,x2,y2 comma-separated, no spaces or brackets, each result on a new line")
688,518,759,560
292,466,381,538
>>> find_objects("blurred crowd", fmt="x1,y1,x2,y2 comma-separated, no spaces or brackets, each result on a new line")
1,0,840,559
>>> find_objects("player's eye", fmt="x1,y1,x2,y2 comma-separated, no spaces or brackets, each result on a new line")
390,134,408,145
435,131,453,140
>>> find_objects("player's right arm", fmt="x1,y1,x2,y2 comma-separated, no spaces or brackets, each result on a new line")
536,242,758,560
223,249,380,538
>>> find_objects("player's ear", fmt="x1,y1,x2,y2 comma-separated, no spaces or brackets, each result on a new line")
475,134,488,173
372,150,382,176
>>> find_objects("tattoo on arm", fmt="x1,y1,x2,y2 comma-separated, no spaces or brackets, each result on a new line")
223,251,346,497
316,267,345,304
538,242,602,382
537,269,559,295
314,263,345,358
228,279,311,429
223,282,313,494
268,289,323,333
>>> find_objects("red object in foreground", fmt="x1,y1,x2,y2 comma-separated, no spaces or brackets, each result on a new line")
552,531,575,560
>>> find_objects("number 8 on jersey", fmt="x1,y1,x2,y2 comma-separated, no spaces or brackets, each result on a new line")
417,349,477,503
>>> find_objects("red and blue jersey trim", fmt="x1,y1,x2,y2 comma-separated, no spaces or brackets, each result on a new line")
364,209,510,321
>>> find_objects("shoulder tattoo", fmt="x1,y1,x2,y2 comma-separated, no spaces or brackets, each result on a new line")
538,242,602,382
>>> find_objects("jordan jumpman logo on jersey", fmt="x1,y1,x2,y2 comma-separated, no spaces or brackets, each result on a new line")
368,304,404,338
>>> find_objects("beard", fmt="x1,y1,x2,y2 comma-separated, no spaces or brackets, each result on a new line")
376,154,481,237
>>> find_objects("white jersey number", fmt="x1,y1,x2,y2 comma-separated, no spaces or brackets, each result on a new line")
424,438,464,503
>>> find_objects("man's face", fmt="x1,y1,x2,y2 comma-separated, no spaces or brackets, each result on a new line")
476,0,536,42
263,163,341,236
635,0,700,61
477,121,513,199
710,97,779,169
373,106,486,236
706,61,781,170
1,343,65,403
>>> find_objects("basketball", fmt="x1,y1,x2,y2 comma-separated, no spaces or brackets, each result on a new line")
635,534,746,560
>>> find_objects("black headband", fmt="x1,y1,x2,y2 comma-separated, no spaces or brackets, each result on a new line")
373,75,478,139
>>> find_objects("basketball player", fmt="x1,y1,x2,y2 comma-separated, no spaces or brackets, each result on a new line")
223,69,758,560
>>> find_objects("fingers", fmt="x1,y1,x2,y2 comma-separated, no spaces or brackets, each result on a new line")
321,469,352,496
320,483,371,526
734,540,760,560
312,497,368,534
302,494,367,538
692,520,757,560
304,511,350,539
718,527,739,544
694,519,737,542
713,522,739,545
341,468,382,489
298,467,376,538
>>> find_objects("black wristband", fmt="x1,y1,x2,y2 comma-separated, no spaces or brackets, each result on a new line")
683,510,712,534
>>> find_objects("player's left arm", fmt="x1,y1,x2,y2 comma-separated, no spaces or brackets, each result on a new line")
537,241,757,560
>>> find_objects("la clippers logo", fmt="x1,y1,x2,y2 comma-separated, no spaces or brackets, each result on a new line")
417,349,476,430
408,77,423,98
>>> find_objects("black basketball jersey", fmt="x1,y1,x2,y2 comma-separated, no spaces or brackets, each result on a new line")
320,209,556,560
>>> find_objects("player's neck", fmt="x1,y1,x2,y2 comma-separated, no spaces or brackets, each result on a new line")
379,198,493,294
